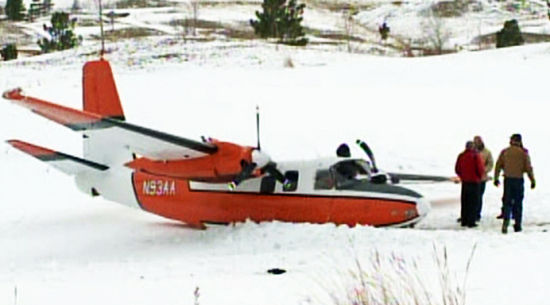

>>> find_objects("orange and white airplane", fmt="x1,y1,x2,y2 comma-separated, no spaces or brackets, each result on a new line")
3,59,436,229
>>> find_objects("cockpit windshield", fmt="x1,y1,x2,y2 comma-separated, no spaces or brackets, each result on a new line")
314,159,373,190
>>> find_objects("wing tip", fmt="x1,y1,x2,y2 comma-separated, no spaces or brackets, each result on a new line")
2,88,24,100
6,139,56,157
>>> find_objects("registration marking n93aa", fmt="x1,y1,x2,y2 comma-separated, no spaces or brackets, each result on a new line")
143,180,176,196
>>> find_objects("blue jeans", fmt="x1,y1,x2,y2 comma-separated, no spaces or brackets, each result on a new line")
503,178,524,227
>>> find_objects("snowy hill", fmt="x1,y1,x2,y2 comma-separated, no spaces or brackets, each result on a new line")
2,1,550,305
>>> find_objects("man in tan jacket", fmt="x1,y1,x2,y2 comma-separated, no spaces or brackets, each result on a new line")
474,136,493,221
494,134,536,233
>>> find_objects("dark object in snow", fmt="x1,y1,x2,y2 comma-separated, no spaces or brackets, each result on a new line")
267,268,286,275
379,22,390,40
496,19,524,48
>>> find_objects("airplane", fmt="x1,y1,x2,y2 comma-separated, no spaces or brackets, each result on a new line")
2,59,448,229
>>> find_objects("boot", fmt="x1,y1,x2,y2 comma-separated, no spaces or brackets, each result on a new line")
514,223,522,232
502,219,510,234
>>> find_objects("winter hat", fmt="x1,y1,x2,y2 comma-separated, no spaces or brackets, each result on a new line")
510,134,522,143
336,143,351,157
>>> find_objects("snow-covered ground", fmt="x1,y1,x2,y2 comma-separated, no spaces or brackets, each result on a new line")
2,1,550,304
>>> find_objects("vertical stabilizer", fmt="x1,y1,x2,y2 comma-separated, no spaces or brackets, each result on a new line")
82,59,131,165
83,59,125,120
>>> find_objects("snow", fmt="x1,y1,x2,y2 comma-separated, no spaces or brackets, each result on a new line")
2,2,550,305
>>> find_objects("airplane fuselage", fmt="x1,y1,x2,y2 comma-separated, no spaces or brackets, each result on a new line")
76,158,430,228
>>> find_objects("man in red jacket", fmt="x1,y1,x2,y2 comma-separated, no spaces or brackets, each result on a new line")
455,141,485,227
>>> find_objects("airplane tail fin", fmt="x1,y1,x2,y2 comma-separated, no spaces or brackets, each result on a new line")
82,60,132,165
83,59,125,121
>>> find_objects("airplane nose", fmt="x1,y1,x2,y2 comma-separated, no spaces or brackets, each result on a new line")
416,197,431,218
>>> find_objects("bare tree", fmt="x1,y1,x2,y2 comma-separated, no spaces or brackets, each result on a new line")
190,0,199,36
342,7,357,53
421,6,450,55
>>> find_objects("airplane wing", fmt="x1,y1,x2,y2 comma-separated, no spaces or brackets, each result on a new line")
7,140,109,175
2,88,218,161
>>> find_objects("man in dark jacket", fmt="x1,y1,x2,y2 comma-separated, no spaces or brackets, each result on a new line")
494,134,535,233
455,141,485,228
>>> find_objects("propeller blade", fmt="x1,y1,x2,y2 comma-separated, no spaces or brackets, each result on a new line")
228,150,292,190
388,173,456,183
229,161,257,190
356,139,378,173
228,149,271,190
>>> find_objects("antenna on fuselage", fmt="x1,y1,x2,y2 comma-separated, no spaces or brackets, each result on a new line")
98,0,105,58
256,105,261,150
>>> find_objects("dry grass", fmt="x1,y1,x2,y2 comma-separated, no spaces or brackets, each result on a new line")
169,19,256,40
0,23,35,45
90,27,165,40
304,0,376,12
329,243,477,305
115,0,172,9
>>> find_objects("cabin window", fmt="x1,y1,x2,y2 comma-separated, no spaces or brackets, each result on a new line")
260,176,276,194
283,170,299,192
314,169,334,190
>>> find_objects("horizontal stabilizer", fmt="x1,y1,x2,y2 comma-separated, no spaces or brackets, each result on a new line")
7,140,109,175
2,88,217,161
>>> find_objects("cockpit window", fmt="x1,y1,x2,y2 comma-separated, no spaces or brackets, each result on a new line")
283,170,299,192
314,169,334,190
330,159,372,188
315,159,375,190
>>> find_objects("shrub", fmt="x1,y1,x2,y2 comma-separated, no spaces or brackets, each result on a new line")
38,11,82,53
5,0,26,21
496,19,524,48
1,44,18,61
250,0,308,46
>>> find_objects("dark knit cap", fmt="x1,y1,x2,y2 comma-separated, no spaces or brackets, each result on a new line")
336,143,351,157
510,134,522,142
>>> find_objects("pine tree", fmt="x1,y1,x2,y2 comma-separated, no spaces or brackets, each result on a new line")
38,11,82,53
5,0,26,21
250,0,307,46
1,44,18,61
496,19,524,48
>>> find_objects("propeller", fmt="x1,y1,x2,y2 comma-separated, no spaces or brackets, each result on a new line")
355,139,378,173
228,107,289,190
355,139,455,184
